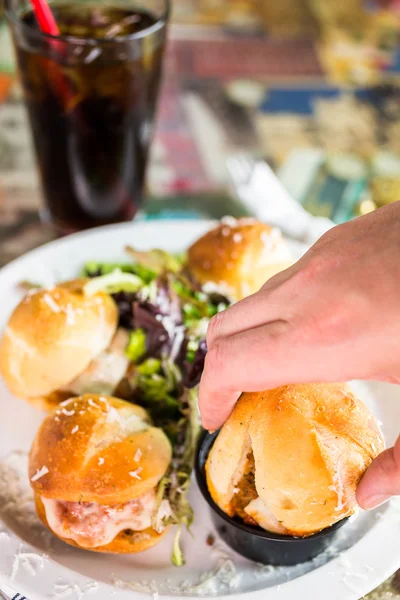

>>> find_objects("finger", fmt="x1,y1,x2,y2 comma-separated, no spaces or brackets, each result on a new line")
207,267,297,350
199,320,295,431
199,318,369,431
356,435,400,510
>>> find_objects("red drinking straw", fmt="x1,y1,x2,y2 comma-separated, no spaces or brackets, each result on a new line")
31,0,60,36
29,0,76,109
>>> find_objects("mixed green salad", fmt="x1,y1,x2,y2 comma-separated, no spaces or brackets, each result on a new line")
80,247,232,565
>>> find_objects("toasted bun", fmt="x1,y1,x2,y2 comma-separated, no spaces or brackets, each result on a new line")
34,493,168,553
206,383,385,536
0,280,118,401
29,394,172,505
187,218,294,300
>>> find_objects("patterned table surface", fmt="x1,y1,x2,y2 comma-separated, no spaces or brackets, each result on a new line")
0,12,399,598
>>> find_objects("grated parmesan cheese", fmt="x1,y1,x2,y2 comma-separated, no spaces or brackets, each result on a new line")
53,580,99,599
10,544,48,581
88,398,101,409
71,425,79,434
153,499,173,533
221,215,237,227
170,326,185,361
60,398,76,407
42,293,61,313
106,406,120,424
129,467,143,480
114,579,159,596
329,459,346,512
61,408,75,417
0,452,54,552
65,304,76,326
31,466,49,482
134,448,142,463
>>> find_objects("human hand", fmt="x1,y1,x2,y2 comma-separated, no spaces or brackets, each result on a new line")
356,434,400,509
199,202,400,508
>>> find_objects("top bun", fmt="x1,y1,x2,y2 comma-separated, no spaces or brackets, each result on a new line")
0,280,118,401
206,383,385,536
29,394,172,505
187,217,294,300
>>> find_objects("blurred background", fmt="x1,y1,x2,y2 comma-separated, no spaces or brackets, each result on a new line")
2,0,400,250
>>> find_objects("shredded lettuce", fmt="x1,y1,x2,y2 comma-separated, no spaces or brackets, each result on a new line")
133,358,182,411
153,389,200,565
81,261,156,283
156,475,169,507
186,339,200,363
137,358,161,376
173,277,229,327
19,280,43,291
81,262,136,276
172,527,185,567
163,358,182,390
182,303,202,324
134,370,179,411
84,270,143,296
125,247,184,274
125,329,147,363
139,280,158,304
77,249,229,568
139,374,169,401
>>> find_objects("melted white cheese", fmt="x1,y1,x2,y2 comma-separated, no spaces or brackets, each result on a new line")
41,489,156,548
244,497,288,534
67,328,130,396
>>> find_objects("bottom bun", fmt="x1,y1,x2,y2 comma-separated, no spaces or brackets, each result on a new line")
35,494,168,554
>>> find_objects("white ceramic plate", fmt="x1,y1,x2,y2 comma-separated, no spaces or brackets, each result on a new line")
0,220,399,600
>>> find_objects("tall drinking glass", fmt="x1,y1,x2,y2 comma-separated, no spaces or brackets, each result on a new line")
6,0,169,232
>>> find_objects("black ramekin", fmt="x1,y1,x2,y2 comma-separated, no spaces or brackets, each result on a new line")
195,430,349,566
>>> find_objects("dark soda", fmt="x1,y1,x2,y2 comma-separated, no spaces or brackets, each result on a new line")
12,4,167,231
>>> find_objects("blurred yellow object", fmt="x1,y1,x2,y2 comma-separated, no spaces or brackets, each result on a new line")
316,5,400,86
314,94,378,156
192,0,261,29
357,198,377,216
225,79,267,108
371,176,400,207
308,0,367,32
318,29,383,86
257,0,317,36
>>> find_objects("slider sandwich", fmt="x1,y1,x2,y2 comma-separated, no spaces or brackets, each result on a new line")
30,394,172,552
0,280,131,410
187,217,294,300
206,383,385,536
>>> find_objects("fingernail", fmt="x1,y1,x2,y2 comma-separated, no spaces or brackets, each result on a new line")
363,494,391,510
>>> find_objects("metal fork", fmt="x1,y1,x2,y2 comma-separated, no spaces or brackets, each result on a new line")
226,153,333,245
226,154,257,188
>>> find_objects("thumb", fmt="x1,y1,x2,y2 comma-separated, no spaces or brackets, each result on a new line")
356,435,400,510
